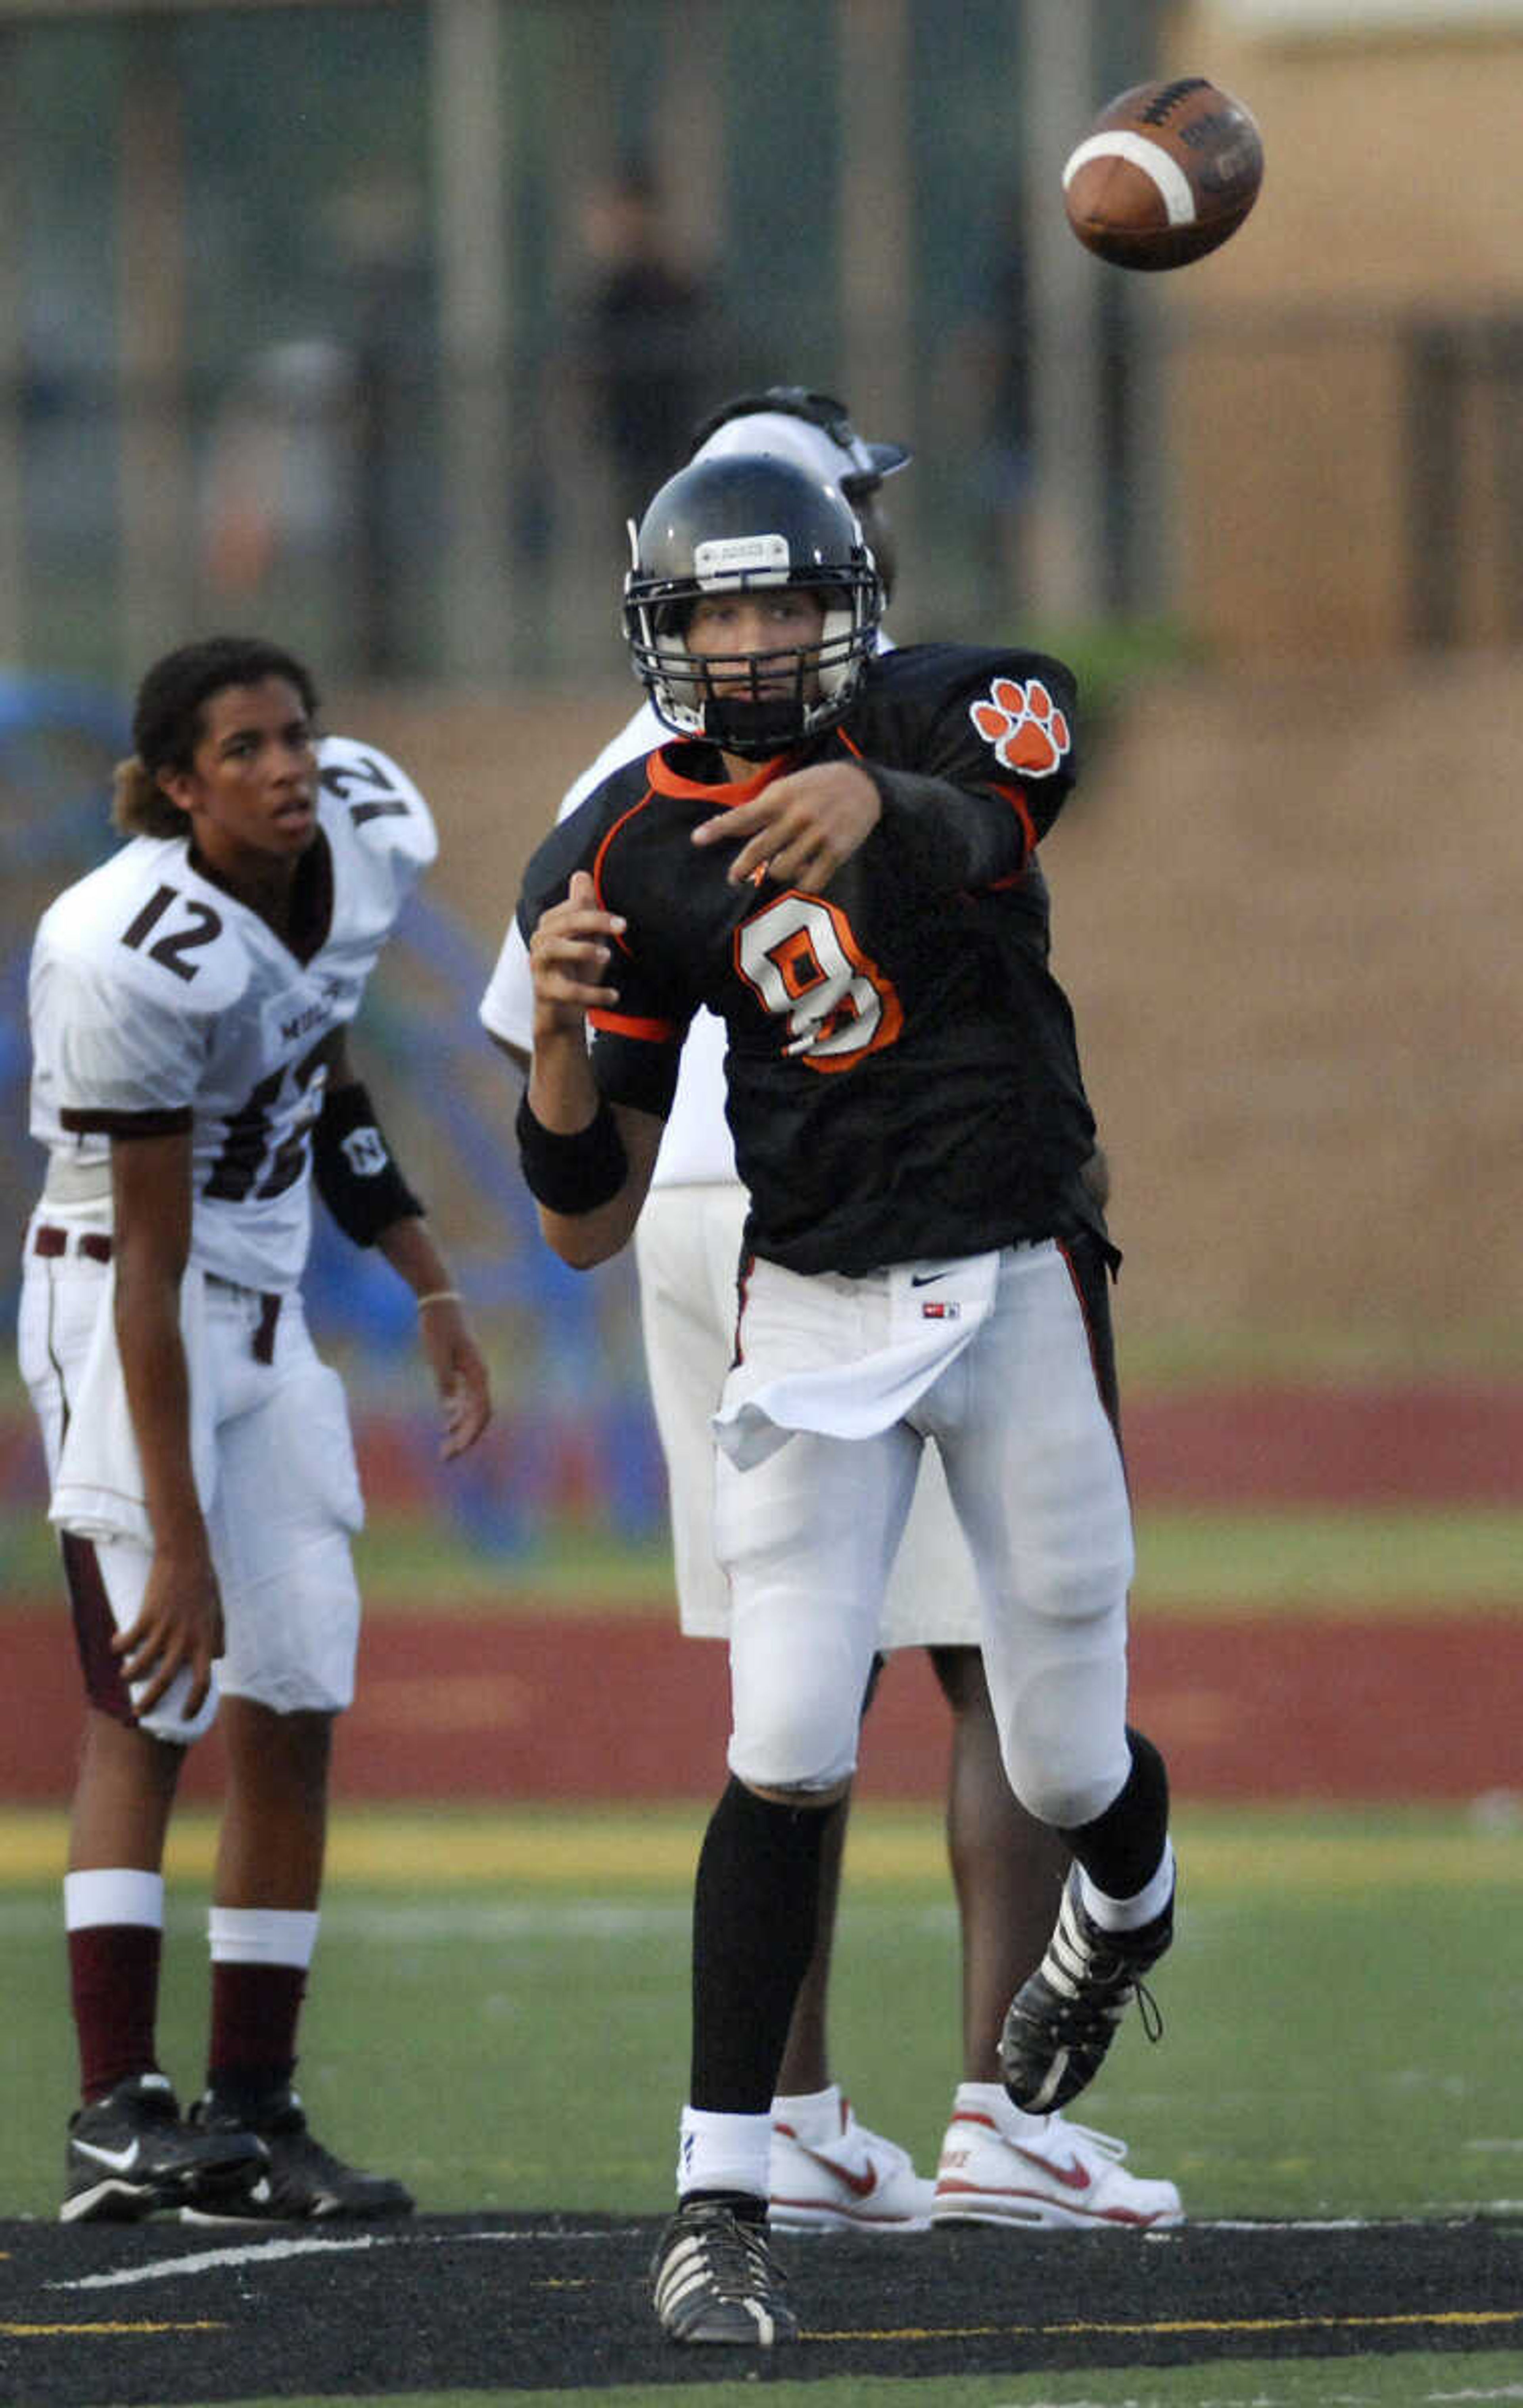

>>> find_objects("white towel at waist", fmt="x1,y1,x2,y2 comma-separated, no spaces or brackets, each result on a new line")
51,1263,213,1547
713,1250,999,1472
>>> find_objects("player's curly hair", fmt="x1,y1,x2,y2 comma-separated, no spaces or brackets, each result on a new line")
111,635,320,838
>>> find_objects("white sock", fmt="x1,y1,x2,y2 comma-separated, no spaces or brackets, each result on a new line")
951,2080,1049,2141
1078,1840,1176,1934
770,2082,842,2138
64,1868,164,1930
207,1906,320,1968
677,2105,771,2202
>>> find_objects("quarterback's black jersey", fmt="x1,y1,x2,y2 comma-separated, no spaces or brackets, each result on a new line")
517,644,1103,1276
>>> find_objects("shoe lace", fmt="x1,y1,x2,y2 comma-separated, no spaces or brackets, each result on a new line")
1052,2116,1129,2166
1128,1976,1164,2045
1019,1965,1166,2062
685,2208,778,2301
1063,1910,1168,2045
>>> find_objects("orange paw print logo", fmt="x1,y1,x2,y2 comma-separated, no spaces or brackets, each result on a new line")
970,678,1072,777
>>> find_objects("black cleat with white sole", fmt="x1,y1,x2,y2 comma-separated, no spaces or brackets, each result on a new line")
1000,1865,1174,2115
183,2086,414,2222
652,2196,798,2346
62,2071,265,2224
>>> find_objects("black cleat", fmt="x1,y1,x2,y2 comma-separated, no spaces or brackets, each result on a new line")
182,2086,414,2223
62,2071,265,2224
652,2197,798,2346
1000,1866,1174,2115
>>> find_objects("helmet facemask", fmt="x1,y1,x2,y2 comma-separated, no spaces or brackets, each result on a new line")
623,457,885,759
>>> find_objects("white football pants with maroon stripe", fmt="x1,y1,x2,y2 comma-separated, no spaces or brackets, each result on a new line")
713,1238,1134,1826
19,1224,363,1740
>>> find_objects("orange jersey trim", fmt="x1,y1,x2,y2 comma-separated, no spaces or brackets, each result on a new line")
648,748,790,806
591,789,660,956
992,779,1037,869
590,752,792,956
589,1007,678,1044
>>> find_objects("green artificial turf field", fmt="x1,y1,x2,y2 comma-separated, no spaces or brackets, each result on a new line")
3,1802,1520,2404
3,1800,1519,2226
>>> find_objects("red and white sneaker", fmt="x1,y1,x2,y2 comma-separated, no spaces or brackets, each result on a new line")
931,2084,1182,2230
768,2086,934,2233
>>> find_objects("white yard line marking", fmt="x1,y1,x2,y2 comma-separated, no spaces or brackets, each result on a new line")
54,2235,390,2287
46,2210,1511,2295
0,1899,696,1942
1425,2388,1523,2404
1194,2216,1389,2231
48,2227,628,2290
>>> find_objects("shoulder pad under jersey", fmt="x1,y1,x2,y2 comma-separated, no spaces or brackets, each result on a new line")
557,700,666,820
317,735,438,884
36,836,255,1019
518,754,650,934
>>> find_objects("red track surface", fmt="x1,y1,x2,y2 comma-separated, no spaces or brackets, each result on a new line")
342,1382,1523,1516
5,1608,1520,1804
6,1384,1520,1805
1123,1383,1523,1505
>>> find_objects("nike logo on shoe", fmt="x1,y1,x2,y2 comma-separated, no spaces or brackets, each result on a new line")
786,2139,879,2201
71,2137,142,2174
1013,2142,1091,2191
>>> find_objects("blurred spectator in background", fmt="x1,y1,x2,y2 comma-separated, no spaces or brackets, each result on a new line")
574,162,716,517
199,340,360,604
947,186,1037,612
199,172,431,677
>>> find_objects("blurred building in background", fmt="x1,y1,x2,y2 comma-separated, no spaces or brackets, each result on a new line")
0,0,1520,683
4,0,1523,1573
0,0,1161,686
1172,0,1523,654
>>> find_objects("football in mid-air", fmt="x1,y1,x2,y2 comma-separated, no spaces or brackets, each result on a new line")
1061,77,1263,271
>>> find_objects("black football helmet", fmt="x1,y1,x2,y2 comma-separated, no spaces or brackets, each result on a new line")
623,453,884,758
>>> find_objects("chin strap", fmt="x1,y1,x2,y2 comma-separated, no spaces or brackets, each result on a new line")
702,695,809,758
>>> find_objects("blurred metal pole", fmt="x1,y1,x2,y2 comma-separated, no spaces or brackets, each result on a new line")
1492,318,1523,642
837,0,914,449
0,29,23,664
656,3,724,286
1021,0,1105,623
117,15,193,679
1404,320,1461,650
541,12,617,675
431,0,514,681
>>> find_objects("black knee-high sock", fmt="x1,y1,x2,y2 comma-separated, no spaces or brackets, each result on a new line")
1061,1727,1170,1904
690,1777,840,2111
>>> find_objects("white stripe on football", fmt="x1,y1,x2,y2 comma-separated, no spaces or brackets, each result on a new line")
1061,131,1197,229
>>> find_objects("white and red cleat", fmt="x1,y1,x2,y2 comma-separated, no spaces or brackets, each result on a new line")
768,2086,934,2233
932,2084,1183,2230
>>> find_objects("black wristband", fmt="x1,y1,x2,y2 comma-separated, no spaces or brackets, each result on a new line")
516,1089,627,1215
313,1081,424,1245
